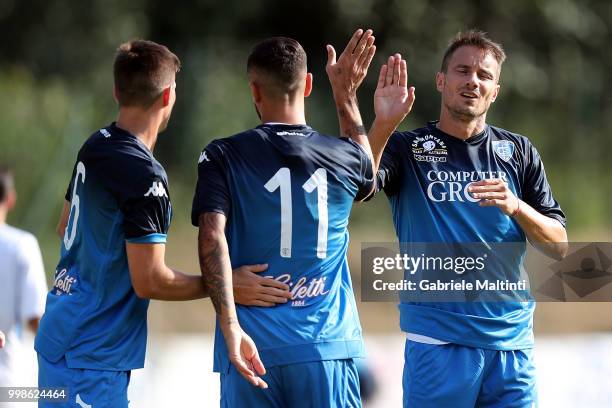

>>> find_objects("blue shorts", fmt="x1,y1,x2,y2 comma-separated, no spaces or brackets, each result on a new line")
37,354,130,408
220,358,361,408
403,340,536,408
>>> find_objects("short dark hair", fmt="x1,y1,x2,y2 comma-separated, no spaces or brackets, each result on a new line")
113,39,181,108
0,166,14,203
247,37,307,95
441,30,506,74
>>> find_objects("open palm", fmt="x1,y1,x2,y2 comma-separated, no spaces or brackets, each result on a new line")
374,54,415,127
326,29,376,97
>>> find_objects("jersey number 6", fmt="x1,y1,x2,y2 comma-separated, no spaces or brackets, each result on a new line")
64,161,86,250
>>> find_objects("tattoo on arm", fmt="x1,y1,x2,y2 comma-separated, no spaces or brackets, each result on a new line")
337,108,367,138
344,124,367,139
198,213,233,320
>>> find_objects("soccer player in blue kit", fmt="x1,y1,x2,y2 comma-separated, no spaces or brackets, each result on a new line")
357,31,568,407
35,40,291,407
192,31,414,406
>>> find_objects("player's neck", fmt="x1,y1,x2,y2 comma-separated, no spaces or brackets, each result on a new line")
258,101,307,125
437,109,487,140
116,109,161,152
0,208,7,225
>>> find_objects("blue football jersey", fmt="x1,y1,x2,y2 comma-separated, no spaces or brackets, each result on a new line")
191,123,373,371
35,123,172,370
376,121,566,350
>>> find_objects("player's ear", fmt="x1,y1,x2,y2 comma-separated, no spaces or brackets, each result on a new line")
435,71,445,93
249,81,262,104
162,86,171,107
490,83,500,103
304,73,313,98
113,86,119,104
5,190,16,211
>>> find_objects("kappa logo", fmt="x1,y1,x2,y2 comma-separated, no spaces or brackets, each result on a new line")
198,150,210,163
144,181,168,198
492,140,515,162
412,134,448,162
100,128,111,138
76,394,92,408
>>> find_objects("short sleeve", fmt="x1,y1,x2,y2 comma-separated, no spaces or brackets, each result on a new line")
19,234,48,321
120,174,172,243
64,162,78,202
191,142,232,226
341,138,375,201
521,142,567,227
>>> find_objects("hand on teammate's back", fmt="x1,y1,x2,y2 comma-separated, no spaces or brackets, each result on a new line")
233,264,292,307
326,28,376,98
373,54,416,129
0,331,5,348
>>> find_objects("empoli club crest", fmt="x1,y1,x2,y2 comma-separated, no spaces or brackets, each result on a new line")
492,140,515,162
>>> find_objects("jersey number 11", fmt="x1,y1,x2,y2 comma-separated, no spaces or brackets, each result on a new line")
265,167,328,259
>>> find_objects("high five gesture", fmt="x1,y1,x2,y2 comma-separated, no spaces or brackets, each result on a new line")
368,54,416,174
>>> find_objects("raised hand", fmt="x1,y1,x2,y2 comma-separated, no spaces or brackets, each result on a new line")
326,28,376,98
374,54,416,128
364,54,416,180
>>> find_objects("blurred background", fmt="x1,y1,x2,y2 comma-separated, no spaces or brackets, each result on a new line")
2,0,612,406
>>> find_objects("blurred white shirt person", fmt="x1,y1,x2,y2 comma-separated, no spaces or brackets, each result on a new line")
0,166,48,387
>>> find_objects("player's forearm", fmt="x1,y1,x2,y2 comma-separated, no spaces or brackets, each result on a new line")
198,213,239,327
127,242,208,301
145,266,208,301
332,91,371,158
514,200,568,258
368,117,398,174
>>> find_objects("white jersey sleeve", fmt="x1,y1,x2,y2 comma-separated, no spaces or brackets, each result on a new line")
18,234,48,322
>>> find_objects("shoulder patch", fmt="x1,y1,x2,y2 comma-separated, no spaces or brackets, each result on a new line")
492,140,515,162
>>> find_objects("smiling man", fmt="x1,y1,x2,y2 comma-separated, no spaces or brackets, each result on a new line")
357,30,568,407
